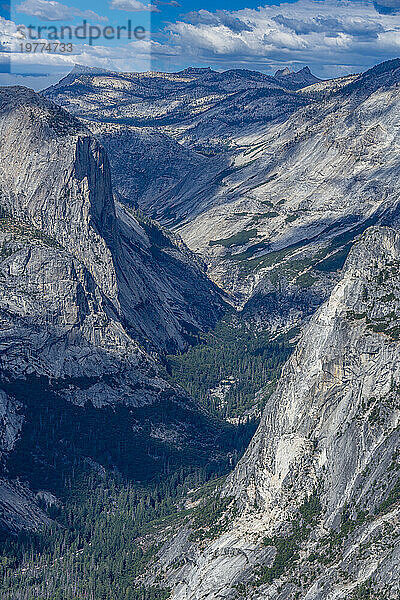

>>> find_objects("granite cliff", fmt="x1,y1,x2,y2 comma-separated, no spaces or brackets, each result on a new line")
0,86,227,531
161,226,400,600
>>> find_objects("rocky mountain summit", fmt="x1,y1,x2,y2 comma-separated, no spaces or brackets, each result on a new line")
0,86,226,354
160,226,400,599
0,86,227,531
274,66,320,89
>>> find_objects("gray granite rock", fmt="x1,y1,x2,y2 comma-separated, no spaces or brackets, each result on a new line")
165,226,400,600
0,86,226,531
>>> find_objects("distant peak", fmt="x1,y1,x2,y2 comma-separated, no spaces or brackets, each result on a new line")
273,65,320,89
274,67,291,77
275,66,314,78
43,64,115,94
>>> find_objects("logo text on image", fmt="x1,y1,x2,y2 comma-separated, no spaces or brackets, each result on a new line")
17,21,147,46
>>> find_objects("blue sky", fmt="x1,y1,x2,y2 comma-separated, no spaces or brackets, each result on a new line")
2,0,400,87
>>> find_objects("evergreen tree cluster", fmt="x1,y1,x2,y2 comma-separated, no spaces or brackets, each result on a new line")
0,467,226,599
0,316,296,598
167,316,295,419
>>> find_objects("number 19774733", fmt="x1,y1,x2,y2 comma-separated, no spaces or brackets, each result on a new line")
19,43,73,52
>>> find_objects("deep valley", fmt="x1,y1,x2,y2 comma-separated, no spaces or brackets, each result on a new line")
0,58,399,600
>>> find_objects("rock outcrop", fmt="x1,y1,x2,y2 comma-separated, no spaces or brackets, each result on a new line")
0,87,227,531
165,226,400,600
0,86,226,354
274,66,320,89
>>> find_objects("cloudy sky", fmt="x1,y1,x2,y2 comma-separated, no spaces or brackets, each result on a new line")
1,0,400,87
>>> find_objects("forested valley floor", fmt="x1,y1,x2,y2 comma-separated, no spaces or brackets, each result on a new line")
0,313,295,600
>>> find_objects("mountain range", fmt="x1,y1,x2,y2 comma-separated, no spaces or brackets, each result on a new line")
44,61,400,318
0,59,399,600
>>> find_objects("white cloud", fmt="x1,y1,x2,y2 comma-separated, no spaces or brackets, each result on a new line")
4,0,400,80
374,0,400,14
157,0,400,77
110,0,160,13
0,15,152,85
16,0,107,22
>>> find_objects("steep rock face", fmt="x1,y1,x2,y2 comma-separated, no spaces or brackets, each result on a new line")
114,205,227,352
0,388,50,532
0,219,154,391
0,87,118,303
0,87,226,353
166,226,400,600
175,59,400,295
0,87,228,532
0,478,51,533
0,391,22,457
